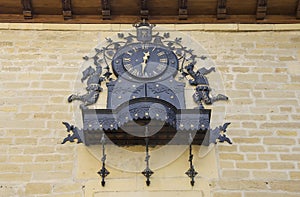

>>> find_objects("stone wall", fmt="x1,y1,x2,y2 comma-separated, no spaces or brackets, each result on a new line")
0,23,299,197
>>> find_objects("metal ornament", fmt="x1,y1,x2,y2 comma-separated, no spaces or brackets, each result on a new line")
97,134,110,186
141,126,154,186
61,122,83,144
61,20,232,187
185,133,198,186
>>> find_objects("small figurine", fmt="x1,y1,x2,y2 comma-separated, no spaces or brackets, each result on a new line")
183,62,228,108
193,86,228,109
68,65,105,109
185,63,215,86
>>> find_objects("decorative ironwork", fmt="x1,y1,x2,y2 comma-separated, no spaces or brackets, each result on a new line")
142,126,153,186
193,86,228,109
61,122,83,144
209,122,232,144
67,65,106,109
185,133,198,186
61,20,232,187
97,134,110,186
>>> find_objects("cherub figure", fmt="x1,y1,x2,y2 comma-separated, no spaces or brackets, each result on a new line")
68,65,105,109
185,63,215,86
184,63,228,108
193,86,228,109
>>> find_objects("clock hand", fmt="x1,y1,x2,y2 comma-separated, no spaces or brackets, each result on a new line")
142,51,150,75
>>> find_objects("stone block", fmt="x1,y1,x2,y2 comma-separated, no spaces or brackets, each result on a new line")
270,162,295,170
270,181,300,192
236,162,268,169
204,24,238,31
25,183,52,195
238,24,274,31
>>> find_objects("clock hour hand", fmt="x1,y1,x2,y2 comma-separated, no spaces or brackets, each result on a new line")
142,51,150,75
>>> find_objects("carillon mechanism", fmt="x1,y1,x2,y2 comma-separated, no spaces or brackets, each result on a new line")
142,126,153,186
185,133,198,186
62,20,232,187
97,134,110,186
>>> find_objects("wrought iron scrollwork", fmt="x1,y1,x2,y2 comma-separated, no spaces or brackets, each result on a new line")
61,122,83,144
61,21,232,187
209,122,232,144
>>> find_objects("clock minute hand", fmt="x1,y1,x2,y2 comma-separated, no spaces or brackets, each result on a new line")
142,51,150,75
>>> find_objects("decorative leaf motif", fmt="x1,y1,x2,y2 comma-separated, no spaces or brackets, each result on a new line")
167,42,174,48
153,37,162,44
175,37,182,43
113,43,121,50
125,36,134,43
107,50,115,57
176,49,183,56
105,37,113,43
83,56,89,61
118,33,124,38
95,48,103,53
163,33,170,38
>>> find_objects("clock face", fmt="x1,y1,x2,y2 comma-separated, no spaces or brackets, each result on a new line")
112,43,178,80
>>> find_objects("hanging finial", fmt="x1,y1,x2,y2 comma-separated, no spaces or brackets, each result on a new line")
185,132,198,186
142,126,154,186
97,133,110,186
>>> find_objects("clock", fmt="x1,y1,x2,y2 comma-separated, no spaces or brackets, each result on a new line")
112,43,178,80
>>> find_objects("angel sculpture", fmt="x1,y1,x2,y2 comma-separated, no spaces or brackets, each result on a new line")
209,122,232,144
183,63,228,108
193,86,228,108
68,65,105,109
184,63,215,86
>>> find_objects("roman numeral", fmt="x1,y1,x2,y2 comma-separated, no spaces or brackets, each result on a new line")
132,47,138,52
157,51,165,57
157,64,165,71
131,69,140,76
159,58,168,63
123,57,131,62
124,63,133,71
126,51,133,56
